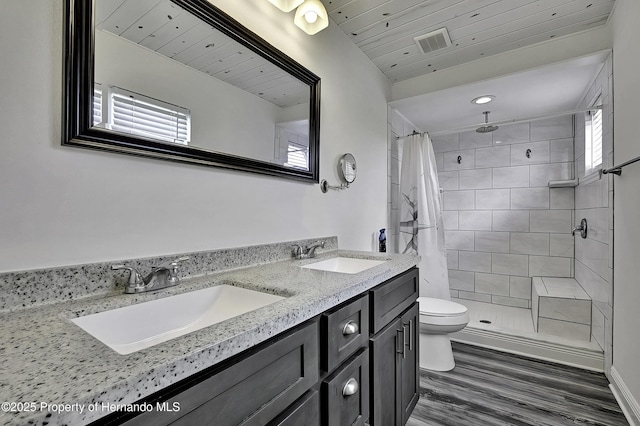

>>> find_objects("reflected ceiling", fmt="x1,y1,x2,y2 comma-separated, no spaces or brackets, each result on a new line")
96,0,308,108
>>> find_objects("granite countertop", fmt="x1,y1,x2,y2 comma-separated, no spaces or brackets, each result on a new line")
0,250,418,425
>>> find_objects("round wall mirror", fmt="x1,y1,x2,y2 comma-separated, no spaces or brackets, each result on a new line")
338,153,357,184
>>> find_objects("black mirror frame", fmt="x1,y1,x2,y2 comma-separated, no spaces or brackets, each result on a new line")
63,0,320,183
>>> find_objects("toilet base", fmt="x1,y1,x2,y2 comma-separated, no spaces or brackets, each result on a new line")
419,333,455,371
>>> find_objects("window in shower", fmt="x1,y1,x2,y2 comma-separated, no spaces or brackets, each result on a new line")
584,94,603,176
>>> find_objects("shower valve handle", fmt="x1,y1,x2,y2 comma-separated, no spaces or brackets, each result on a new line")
572,218,588,239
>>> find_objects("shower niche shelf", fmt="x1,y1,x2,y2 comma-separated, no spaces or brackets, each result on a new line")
548,179,578,188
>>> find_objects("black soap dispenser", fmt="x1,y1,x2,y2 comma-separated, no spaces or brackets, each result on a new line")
379,228,386,253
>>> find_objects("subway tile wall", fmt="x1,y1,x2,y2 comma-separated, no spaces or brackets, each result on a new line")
387,52,613,373
433,115,576,310
573,53,614,375
388,109,576,310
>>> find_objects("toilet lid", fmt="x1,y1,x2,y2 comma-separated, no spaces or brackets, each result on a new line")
418,297,468,317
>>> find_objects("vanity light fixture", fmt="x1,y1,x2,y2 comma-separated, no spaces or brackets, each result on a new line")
267,0,304,13
266,0,329,35
471,95,495,105
294,0,329,35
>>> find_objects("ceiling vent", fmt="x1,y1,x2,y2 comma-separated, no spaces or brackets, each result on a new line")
414,28,452,54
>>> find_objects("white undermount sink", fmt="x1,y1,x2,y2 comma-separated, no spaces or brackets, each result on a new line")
300,257,386,274
71,285,285,355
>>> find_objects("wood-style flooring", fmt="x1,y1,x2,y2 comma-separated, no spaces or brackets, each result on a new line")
408,342,628,426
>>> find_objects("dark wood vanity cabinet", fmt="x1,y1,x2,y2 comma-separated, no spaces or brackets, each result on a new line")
320,293,371,425
96,267,419,426
321,293,369,373
318,265,420,426
322,348,370,426
369,268,420,426
370,268,419,335
267,390,320,426
117,321,319,426
398,303,420,425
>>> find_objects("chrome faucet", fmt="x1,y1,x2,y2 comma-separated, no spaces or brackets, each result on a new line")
111,256,190,294
292,241,325,260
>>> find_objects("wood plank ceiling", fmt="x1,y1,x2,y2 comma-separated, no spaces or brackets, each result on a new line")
95,0,308,108
324,0,616,82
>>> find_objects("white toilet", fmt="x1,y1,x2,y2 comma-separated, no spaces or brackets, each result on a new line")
418,297,469,371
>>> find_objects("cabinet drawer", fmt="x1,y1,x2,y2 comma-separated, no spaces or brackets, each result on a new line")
321,294,369,373
268,390,320,426
369,268,418,334
121,321,319,426
322,348,370,426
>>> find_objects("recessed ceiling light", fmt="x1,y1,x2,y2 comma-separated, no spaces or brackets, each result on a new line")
471,95,495,105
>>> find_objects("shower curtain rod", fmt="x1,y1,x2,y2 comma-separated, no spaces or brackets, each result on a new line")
395,106,602,139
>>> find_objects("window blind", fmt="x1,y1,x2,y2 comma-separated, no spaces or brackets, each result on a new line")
591,107,603,169
109,87,190,145
93,85,102,126
585,100,603,175
285,142,308,169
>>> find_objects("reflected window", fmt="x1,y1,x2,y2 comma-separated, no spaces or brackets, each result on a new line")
93,84,103,126
285,142,309,169
93,84,190,145
275,120,309,170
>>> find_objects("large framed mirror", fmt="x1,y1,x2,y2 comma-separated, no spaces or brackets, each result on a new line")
63,0,320,182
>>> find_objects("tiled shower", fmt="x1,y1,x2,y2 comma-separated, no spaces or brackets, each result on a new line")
433,116,575,309
387,53,614,374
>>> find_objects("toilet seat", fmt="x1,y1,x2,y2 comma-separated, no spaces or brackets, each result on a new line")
418,297,467,317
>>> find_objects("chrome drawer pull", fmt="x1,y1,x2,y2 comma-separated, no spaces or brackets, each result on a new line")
403,320,413,351
396,328,406,358
342,320,359,335
408,319,413,351
342,378,359,396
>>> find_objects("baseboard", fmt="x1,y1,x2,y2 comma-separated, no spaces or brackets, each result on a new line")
610,366,640,426
452,326,604,372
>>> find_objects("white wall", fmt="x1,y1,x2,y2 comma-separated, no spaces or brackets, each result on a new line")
96,30,281,162
611,0,640,417
0,0,390,272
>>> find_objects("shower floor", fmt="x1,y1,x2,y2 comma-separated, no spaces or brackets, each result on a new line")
450,298,604,371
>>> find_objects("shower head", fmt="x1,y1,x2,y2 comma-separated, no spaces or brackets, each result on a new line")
476,125,499,133
476,111,498,133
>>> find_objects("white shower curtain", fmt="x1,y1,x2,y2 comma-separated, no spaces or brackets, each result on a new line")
398,133,450,300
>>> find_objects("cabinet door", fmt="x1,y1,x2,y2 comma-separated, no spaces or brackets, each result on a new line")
369,303,420,426
268,390,320,426
121,321,318,426
399,303,419,425
369,317,403,426
322,348,370,426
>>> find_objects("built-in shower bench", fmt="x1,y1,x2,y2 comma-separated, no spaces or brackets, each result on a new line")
531,277,592,342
